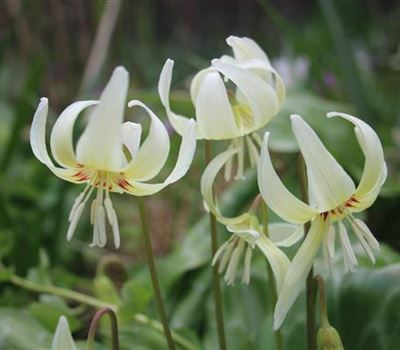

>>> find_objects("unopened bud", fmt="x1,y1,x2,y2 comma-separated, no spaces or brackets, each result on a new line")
317,325,344,350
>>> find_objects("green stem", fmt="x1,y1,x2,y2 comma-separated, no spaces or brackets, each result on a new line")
9,274,116,311
5,272,197,350
204,140,227,350
87,308,119,350
137,198,176,350
261,202,284,350
315,275,329,328
298,155,317,350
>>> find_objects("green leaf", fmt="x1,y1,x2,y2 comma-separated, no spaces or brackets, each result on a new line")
0,308,52,349
119,279,153,322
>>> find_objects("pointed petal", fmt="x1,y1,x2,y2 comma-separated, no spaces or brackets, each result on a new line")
30,98,83,182
158,59,199,137
50,100,98,168
291,114,355,212
338,221,358,272
226,36,270,62
76,66,128,171
193,70,240,139
200,147,249,225
274,215,327,330
122,119,196,195
268,223,305,247
122,100,170,181
51,316,76,350
256,234,290,293
30,97,54,166
212,59,280,132
327,112,386,209
258,132,317,224
121,122,142,161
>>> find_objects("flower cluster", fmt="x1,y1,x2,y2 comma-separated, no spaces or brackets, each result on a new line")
32,35,386,335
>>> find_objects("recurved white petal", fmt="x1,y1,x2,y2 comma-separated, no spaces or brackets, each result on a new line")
226,36,270,62
123,119,196,195
122,100,170,181
76,66,128,171
30,98,83,182
121,122,142,161
51,316,76,350
327,112,386,209
291,114,355,212
212,59,279,131
256,234,290,293
200,147,249,225
158,59,199,137
194,70,240,139
268,223,304,247
258,132,317,224
50,100,98,168
273,215,327,330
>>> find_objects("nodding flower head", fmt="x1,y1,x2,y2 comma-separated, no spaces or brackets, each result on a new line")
258,112,386,329
158,36,286,179
30,67,196,249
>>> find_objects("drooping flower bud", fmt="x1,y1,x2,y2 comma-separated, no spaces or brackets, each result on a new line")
317,325,344,350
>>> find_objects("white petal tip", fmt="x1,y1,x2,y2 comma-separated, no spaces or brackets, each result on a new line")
127,99,141,108
289,114,303,123
226,35,238,43
326,112,338,118
39,97,48,104
113,66,129,76
165,58,174,66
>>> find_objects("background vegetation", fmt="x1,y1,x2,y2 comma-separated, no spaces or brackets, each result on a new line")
0,0,399,349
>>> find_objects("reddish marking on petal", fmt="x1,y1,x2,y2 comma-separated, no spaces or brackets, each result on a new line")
108,185,112,191
345,202,353,208
322,212,329,221
117,178,132,190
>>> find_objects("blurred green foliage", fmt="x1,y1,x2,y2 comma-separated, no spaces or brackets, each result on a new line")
0,0,399,349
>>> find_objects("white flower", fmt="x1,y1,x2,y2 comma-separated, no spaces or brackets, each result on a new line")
257,112,387,329
159,36,285,179
201,148,304,288
51,316,76,350
30,67,196,249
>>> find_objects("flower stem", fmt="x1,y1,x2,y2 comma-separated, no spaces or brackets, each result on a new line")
261,202,284,350
137,198,176,350
298,154,317,350
87,308,119,350
204,140,227,350
315,275,330,328
9,274,116,311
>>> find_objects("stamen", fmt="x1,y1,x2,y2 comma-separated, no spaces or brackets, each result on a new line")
352,218,380,251
235,138,244,180
251,132,262,148
241,245,253,285
218,239,236,274
351,220,376,264
225,239,245,285
212,241,230,266
104,192,121,249
245,135,259,167
91,205,106,248
338,221,358,273
67,203,85,241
